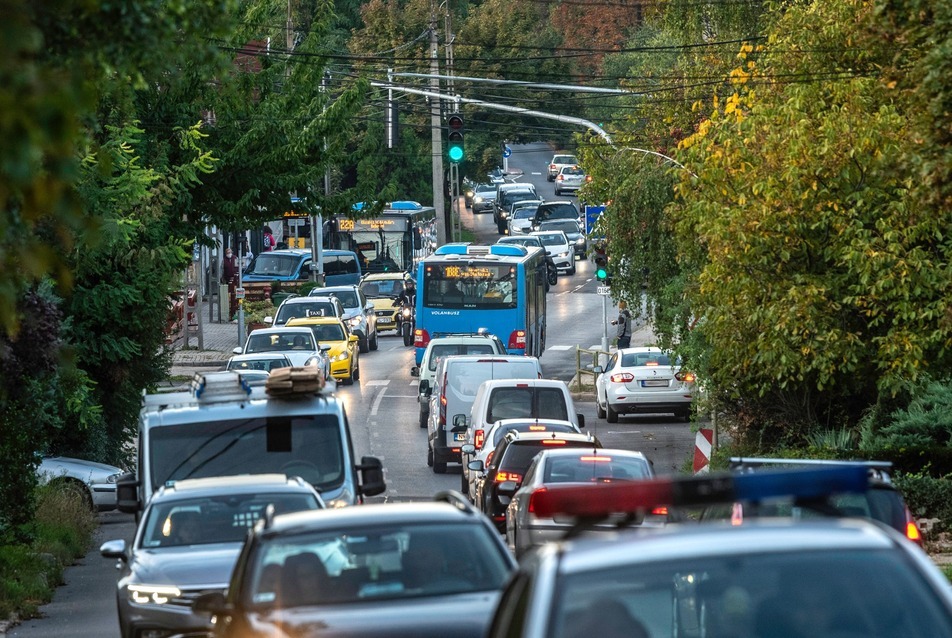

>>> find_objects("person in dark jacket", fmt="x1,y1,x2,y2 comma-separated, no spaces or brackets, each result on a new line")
222,247,240,320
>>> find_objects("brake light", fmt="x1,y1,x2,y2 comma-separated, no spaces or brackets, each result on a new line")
580,456,611,462
542,439,567,446
528,487,547,514
438,372,447,426
549,164,556,170
414,328,430,348
486,451,494,465
528,425,547,431
508,330,526,349
610,372,634,383
474,430,485,449
904,506,923,545
651,506,668,516
646,361,659,366
495,472,522,483
675,371,696,383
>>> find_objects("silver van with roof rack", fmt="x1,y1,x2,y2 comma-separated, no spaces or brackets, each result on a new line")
115,370,385,515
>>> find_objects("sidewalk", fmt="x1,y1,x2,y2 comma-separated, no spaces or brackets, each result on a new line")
168,318,241,379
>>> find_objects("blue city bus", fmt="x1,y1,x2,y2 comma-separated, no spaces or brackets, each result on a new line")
413,244,548,364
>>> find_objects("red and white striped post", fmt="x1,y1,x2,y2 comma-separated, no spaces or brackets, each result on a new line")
693,427,714,474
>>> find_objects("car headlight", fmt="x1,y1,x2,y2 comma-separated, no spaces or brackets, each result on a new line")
106,473,121,484
304,356,322,367
347,316,363,327
466,190,474,197
558,251,569,258
129,585,181,605
474,196,483,203
575,237,586,245
332,352,348,362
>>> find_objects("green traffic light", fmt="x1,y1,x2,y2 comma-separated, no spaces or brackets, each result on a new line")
448,146,464,162
596,268,608,280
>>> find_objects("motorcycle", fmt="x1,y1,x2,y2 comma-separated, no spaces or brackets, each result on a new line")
396,301,415,346
546,257,558,288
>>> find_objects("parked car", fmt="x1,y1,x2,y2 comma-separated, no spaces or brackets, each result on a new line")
547,153,578,181
192,492,517,638
504,448,658,557
101,474,324,638
594,346,695,423
554,165,588,196
312,284,378,353
410,332,508,428
37,456,122,512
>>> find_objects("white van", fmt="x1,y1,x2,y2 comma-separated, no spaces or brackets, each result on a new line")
426,355,543,474
411,333,508,428
459,378,585,497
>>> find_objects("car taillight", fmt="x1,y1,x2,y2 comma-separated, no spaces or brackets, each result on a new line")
486,451,494,465
651,506,668,516
528,487,547,514
610,372,634,383
495,471,522,483
675,371,696,383
474,430,485,449
556,175,564,181
580,456,611,462
508,330,526,349
549,164,556,170
414,328,430,348
542,439,567,446
904,506,923,545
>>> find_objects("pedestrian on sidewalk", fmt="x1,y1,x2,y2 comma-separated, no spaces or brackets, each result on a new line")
222,246,240,320
611,300,632,349
262,225,276,252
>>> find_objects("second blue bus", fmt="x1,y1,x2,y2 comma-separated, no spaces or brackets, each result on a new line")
413,243,548,364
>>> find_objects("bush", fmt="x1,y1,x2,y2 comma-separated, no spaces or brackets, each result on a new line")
893,470,952,534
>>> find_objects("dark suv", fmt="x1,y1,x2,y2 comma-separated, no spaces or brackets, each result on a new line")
531,201,580,232
193,492,516,638
701,458,923,546
493,185,537,233
470,430,601,532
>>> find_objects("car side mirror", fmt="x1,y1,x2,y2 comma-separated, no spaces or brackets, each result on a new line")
410,366,420,378
320,344,332,352
263,316,274,325
232,347,243,355
576,414,585,429
468,460,484,472
357,456,386,497
100,539,127,560
461,444,476,455
452,414,467,427
115,472,140,514
192,591,231,616
593,365,603,375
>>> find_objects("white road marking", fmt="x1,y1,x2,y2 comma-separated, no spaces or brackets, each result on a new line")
530,171,542,175
548,345,573,351
371,388,387,415
386,395,420,398
364,380,390,386
408,380,418,386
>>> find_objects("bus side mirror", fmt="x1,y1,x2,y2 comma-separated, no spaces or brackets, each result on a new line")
413,228,423,251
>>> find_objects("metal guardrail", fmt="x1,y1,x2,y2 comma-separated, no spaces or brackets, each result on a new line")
575,345,610,393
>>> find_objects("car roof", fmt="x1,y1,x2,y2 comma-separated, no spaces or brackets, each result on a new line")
492,418,577,428
550,519,901,576
426,335,501,346
282,296,338,305
481,378,564,389
503,431,595,446
531,230,569,239
316,285,359,294
248,326,313,335
154,474,316,500
228,353,293,361
361,272,410,281
261,501,483,537
440,354,539,365
535,447,648,461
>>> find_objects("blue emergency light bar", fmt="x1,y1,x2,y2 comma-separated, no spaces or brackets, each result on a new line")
387,201,423,210
529,466,869,519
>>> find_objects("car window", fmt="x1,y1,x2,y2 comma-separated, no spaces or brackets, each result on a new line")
543,455,651,483
536,233,565,246
512,209,536,220
246,332,315,352
536,203,579,222
560,167,584,176
227,357,290,372
245,253,301,278
554,155,577,164
498,439,594,473
486,387,570,423
325,290,358,308
541,221,579,234
305,324,346,342
621,352,676,367
476,184,496,194
428,344,496,371
361,279,404,297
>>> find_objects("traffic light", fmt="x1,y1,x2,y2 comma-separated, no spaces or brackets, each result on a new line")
447,114,464,163
594,244,609,281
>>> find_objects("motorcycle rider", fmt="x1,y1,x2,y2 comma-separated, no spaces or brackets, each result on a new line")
394,279,416,309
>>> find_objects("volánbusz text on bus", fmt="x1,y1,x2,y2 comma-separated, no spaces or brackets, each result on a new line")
413,243,547,365
324,201,437,275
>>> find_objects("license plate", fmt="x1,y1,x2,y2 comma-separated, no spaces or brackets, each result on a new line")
378,318,393,324
642,379,669,387
454,432,466,441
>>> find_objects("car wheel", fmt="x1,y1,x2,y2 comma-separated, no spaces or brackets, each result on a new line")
358,335,369,354
460,472,469,496
370,331,379,351
606,401,619,423
419,408,428,428
433,460,447,474
353,363,360,382
596,397,606,419
555,188,561,196
52,478,94,511
427,445,434,468
567,264,576,276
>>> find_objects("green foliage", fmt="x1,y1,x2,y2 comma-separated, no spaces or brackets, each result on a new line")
860,378,952,449
243,299,276,327
893,470,952,533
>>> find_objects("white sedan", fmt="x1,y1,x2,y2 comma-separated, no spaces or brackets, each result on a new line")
38,456,123,511
594,346,695,422
233,327,330,380
530,230,574,275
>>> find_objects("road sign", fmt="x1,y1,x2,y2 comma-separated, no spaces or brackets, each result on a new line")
503,145,512,158
597,286,611,295
235,287,246,299
585,205,606,236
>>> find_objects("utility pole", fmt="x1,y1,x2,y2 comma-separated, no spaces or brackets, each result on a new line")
444,1,461,242
429,0,447,246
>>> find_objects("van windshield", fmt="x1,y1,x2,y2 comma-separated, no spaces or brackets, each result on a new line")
246,254,301,278
485,386,570,422
149,415,346,494
446,362,540,399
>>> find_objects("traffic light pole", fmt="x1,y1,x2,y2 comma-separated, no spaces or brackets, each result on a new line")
602,294,609,352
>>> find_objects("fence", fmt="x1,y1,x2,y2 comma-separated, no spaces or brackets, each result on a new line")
574,345,611,393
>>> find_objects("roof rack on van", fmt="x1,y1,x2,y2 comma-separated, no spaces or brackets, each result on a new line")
141,369,329,411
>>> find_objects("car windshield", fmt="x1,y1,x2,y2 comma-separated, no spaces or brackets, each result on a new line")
536,203,579,221
486,387,570,422
302,323,346,342
246,254,301,278
245,331,316,353
149,415,346,494
247,522,511,608
226,357,291,372
140,493,320,549
476,184,495,194
499,238,542,248
360,279,404,298
620,351,676,367
542,454,651,483
512,209,536,220
324,290,358,308
276,302,336,324
548,549,952,638
536,233,566,247
541,221,579,234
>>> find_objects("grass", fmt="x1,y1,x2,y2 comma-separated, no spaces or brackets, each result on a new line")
0,482,97,619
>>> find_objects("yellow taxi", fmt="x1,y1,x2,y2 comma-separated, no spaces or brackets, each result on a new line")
359,272,413,333
285,316,359,385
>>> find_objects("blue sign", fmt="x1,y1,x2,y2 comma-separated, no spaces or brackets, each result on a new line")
503,145,512,158
584,205,606,237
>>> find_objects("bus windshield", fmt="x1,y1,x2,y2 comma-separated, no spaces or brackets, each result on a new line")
422,263,516,310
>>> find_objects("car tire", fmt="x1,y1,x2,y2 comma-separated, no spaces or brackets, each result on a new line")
358,335,369,354
555,188,561,196
596,398,606,419
460,472,469,496
606,402,619,423
567,264,576,276
370,331,379,351
419,408,428,429
427,445,434,468
497,221,507,234
343,369,354,385
52,478,94,512
354,363,360,382
433,460,447,474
